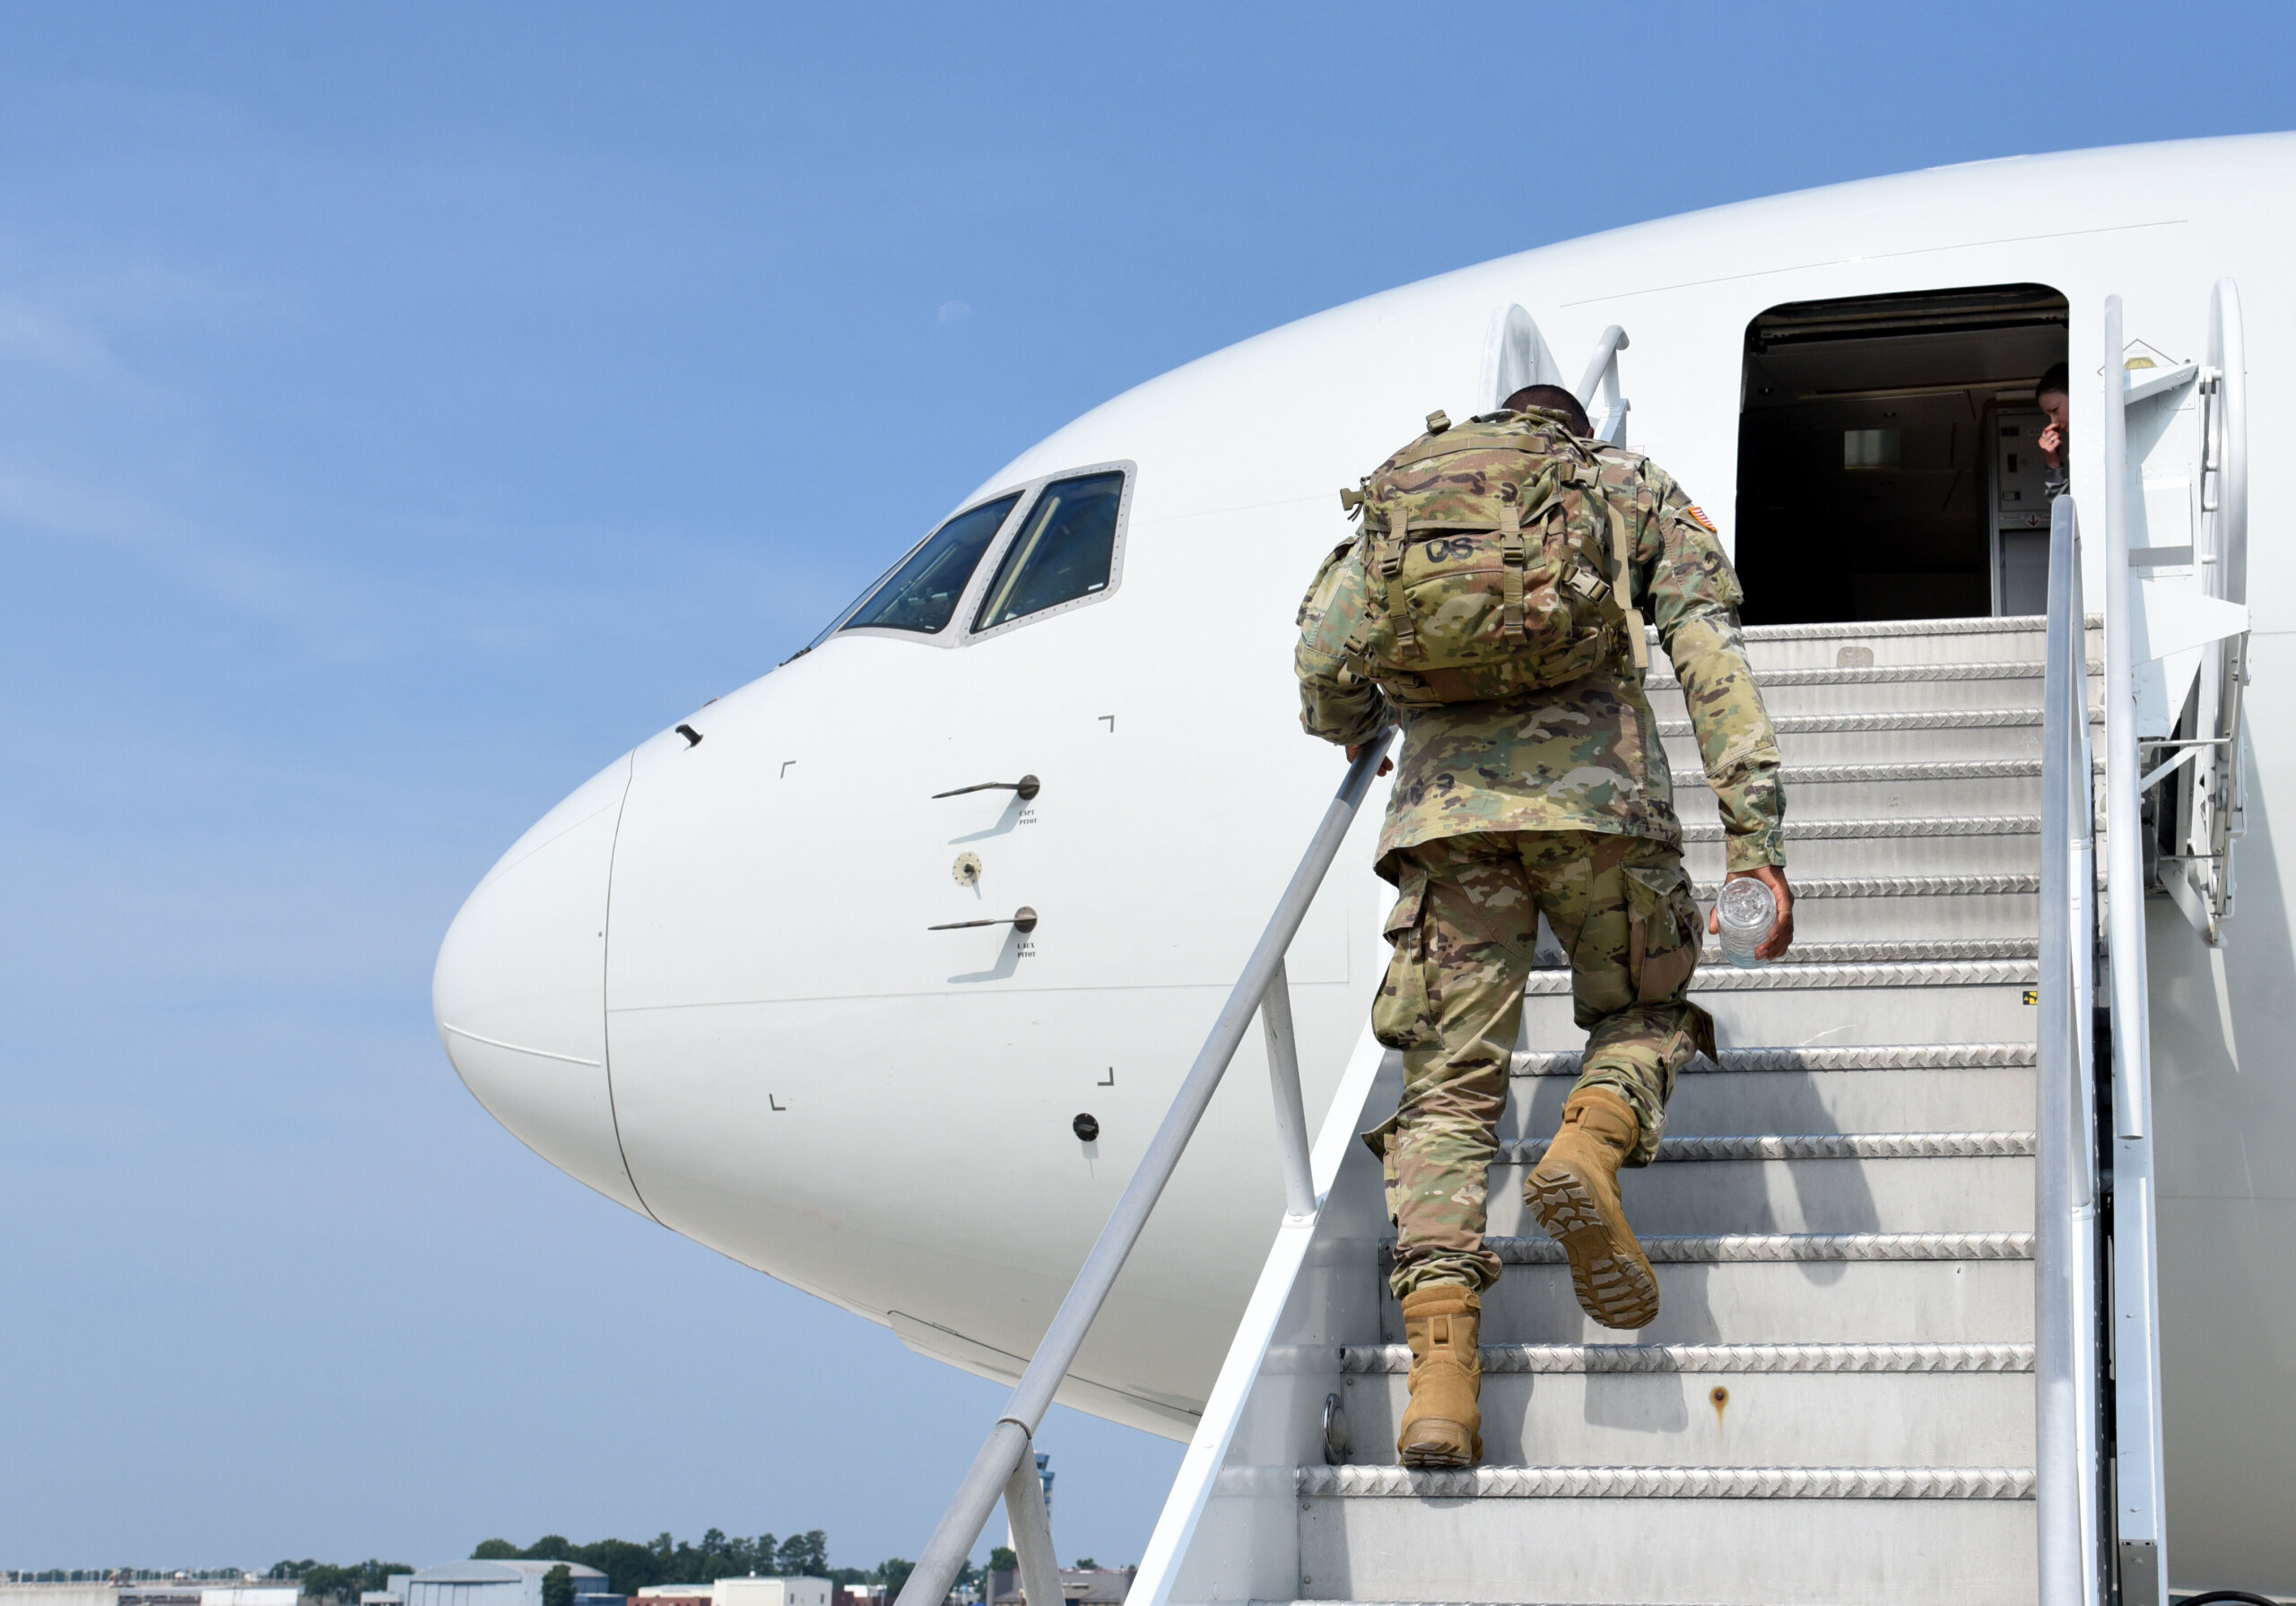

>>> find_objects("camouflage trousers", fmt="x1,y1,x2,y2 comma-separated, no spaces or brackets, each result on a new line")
1364,829,1716,1298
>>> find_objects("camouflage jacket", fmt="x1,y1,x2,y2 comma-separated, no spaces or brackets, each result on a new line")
1296,414,1786,876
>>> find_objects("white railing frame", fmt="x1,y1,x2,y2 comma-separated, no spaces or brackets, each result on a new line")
2101,293,2170,1606
2036,495,2105,1606
1574,324,1631,446
2187,278,2250,935
891,733,1395,1606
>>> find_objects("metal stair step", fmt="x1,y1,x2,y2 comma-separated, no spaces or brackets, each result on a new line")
1527,959,2039,996
1661,707,2078,765
1692,872,2037,896
1680,813,2039,843
1662,707,2062,736
1674,938,2038,964
1647,673,2066,722
1454,1257,2033,1347
1341,1341,2033,1372
1726,612,2071,673
1500,1130,2034,1160
1648,659,2066,690
1292,1474,2039,1606
1672,760,2050,819
1683,838,2037,881
1299,1462,2034,1498
1524,973,2039,1046
1461,1230,2031,1263
1514,1043,2038,1073
1332,1364,2034,1470
1308,1451,2038,1499
1509,1044,2036,1135
1679,814,2039,881
1557,1072,2029,1141
1700,888,2036,942
1477,1143,2034,1237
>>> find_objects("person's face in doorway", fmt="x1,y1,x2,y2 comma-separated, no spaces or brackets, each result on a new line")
2038,388,2070,465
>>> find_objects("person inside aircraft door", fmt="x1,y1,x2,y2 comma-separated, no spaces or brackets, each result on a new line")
1296,385,1793,1470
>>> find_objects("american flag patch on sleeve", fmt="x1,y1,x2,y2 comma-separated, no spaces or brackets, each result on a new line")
1684,504,1718,533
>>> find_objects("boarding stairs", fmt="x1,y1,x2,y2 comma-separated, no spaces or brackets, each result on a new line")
888,288,2251,1606
1151,610,2077,1606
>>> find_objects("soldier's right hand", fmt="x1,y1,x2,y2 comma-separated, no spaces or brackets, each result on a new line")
1708,865,1795,961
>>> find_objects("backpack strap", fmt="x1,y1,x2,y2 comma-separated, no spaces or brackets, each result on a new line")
1384,429,1555,473
1380,508,1416,656
1596,480,1650,673
1499,486,1525,636
1548,472,1649,673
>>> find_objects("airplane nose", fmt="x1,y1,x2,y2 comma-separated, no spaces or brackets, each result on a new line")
431,754,648,1216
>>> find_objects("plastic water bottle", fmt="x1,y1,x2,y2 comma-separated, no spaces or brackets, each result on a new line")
1716,876,1777,968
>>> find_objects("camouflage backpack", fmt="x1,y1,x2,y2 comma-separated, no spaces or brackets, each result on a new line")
1309,409,1648,708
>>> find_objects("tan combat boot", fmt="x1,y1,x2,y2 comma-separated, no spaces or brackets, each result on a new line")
1526,1088,1659,1329
1396,1285,1483,1468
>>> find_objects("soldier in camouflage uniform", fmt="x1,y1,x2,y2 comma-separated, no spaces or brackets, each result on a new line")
1296,384,1792,1467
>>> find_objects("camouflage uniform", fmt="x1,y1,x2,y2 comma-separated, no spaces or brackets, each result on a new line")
1296,410,1786,1296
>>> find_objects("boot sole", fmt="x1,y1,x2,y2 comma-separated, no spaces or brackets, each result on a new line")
1527,1168,1659,1329
1398,1425,1483,1469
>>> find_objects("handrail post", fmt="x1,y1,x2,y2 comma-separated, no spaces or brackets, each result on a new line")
2035,499,2075,1604
1573,325,1631,445
2037,496,2101,1605
2101,294,2168,1606
1572,324,1627,407
1003,1443,1063,1606
2070,544,2105,1606
892,731,1395,1606
1259,957,1317,1220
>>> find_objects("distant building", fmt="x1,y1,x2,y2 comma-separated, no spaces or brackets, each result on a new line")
3,1585,300,1606
400,1561,613,1606
831,1585,885,1606
630,1582,826,1606
2,1586,130,1606
980,1569,1132,1606
710,1580,827,1606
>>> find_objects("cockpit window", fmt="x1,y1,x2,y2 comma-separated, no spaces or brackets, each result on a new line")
839,493,1021,635
971,472,1126,632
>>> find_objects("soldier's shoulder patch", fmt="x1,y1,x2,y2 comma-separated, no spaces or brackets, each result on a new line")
1683,504,1718,534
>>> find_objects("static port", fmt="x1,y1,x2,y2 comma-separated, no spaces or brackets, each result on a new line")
1073,1113,1100,1142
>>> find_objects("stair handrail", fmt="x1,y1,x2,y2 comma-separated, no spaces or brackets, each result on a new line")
2035,493,2105,1606
892,732,1396,1606
1574,324,1631,445
2100,293,2170,1606
2195,277,2249,932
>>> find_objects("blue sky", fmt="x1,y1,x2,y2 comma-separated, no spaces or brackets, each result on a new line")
4,0,2294,1578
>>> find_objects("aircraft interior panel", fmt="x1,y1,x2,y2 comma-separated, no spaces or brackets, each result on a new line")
1734,283,2068,625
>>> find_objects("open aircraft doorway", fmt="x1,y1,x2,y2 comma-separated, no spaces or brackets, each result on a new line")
1734,283,2068,624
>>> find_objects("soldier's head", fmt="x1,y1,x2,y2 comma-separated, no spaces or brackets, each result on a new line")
2036,362,2071,432
1501,384,1593,438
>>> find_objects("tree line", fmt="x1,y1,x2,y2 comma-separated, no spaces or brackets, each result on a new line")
266,1561,415,1602
252,1526,1115,1606
467,1532,912,1601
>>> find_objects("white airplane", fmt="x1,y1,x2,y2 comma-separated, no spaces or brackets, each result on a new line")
434,135,2293,1603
